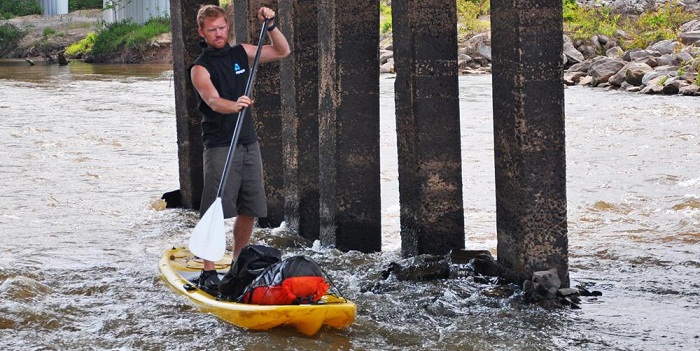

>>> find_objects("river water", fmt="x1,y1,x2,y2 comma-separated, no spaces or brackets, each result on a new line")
0,59,698,350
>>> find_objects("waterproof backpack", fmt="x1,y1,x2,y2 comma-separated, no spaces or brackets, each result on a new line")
240,255,330,305
219,245,282,301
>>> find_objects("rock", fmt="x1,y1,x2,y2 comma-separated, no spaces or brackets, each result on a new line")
675,52,694,65
640,76,666,94
650,39,678,55
606,46,624,58
380,58,394,74
624,48,662,61
621,62,654,86
564,71,587,85
680,19,700,33
662,77,685,94
577,43,598,59
523,268,561,302
567,61,592,73
379,50,393,65
588,57,625,86
563,42,585,65
679,83,700,96
579,75,593,86
655,54,676,67
382,254,451,281
57,52,69,65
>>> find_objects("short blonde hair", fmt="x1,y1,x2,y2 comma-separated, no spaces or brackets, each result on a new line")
196,5,227,29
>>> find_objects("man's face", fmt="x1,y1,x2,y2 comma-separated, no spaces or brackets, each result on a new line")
199,15,229,49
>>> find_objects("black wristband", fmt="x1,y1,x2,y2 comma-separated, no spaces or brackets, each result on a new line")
266,21,276,31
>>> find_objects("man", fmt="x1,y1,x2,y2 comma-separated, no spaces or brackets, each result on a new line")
190,5,290,291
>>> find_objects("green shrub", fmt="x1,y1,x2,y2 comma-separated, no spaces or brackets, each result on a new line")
0,0,42,19
42,27,56,37
563,4,621,42
65,31,97,56
622,2,696,49
91,17,170,56
380,2,392,34
0,23,24,56
69,0,103,11
456,0,490,36
563,0,698,51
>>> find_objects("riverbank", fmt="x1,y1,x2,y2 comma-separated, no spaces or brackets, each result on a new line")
0,9,173,64
2,6,700,95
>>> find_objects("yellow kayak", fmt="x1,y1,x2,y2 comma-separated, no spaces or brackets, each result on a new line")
158,247,356,336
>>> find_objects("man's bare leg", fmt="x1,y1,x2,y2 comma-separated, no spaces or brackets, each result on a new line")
232,214,255,260
201,214,255,270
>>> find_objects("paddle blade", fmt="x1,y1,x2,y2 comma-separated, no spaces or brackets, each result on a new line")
188,197,226,262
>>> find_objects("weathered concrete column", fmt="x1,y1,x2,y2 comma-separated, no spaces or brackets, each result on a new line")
392,0,464,257
278,0,320,240
491,0,569,287
233,0,285,228
170,0,218,210
317,0,381,252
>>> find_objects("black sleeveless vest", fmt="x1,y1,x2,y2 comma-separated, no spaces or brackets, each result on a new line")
192,43,255,148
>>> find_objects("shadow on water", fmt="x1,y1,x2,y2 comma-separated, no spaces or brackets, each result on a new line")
0,60,699,350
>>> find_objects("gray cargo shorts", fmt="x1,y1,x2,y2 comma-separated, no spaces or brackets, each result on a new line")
199,141,267,219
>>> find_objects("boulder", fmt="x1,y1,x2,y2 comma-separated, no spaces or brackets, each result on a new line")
588,57,625,86
650,39,678,55
563,42,585,65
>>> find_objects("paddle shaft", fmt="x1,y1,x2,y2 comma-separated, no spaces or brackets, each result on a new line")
215,18,270,198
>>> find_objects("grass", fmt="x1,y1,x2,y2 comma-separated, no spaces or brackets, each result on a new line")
90,17,170,56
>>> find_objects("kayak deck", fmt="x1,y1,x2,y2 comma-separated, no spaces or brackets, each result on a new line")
158,247,356,336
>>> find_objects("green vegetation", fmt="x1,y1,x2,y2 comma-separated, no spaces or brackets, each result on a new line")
456,0,490,36
65,31,97,56
0,0,42,19
42,27,57,37
657,75,668,85
623,2,696,49
379,0,490,36
379,0,697,52
563,1,697,50
69,0,103,11
380,1,392,34
90,17,170,57
0,23,23,56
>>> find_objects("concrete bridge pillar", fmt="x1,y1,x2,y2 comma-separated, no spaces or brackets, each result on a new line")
233,0,285,228
170,0,219,210
391,0,465,257
491,0,569,286
278,0,321,240
317,0,382,252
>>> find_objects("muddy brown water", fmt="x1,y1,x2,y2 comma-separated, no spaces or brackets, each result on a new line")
1,59,699,350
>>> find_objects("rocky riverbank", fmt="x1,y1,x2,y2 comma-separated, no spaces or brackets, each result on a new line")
378,16,700,96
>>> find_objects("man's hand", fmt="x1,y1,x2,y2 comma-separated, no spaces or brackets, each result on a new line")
258,7,275,22
235,95,253,113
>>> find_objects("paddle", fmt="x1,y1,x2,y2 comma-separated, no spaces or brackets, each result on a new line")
189,18,270,262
